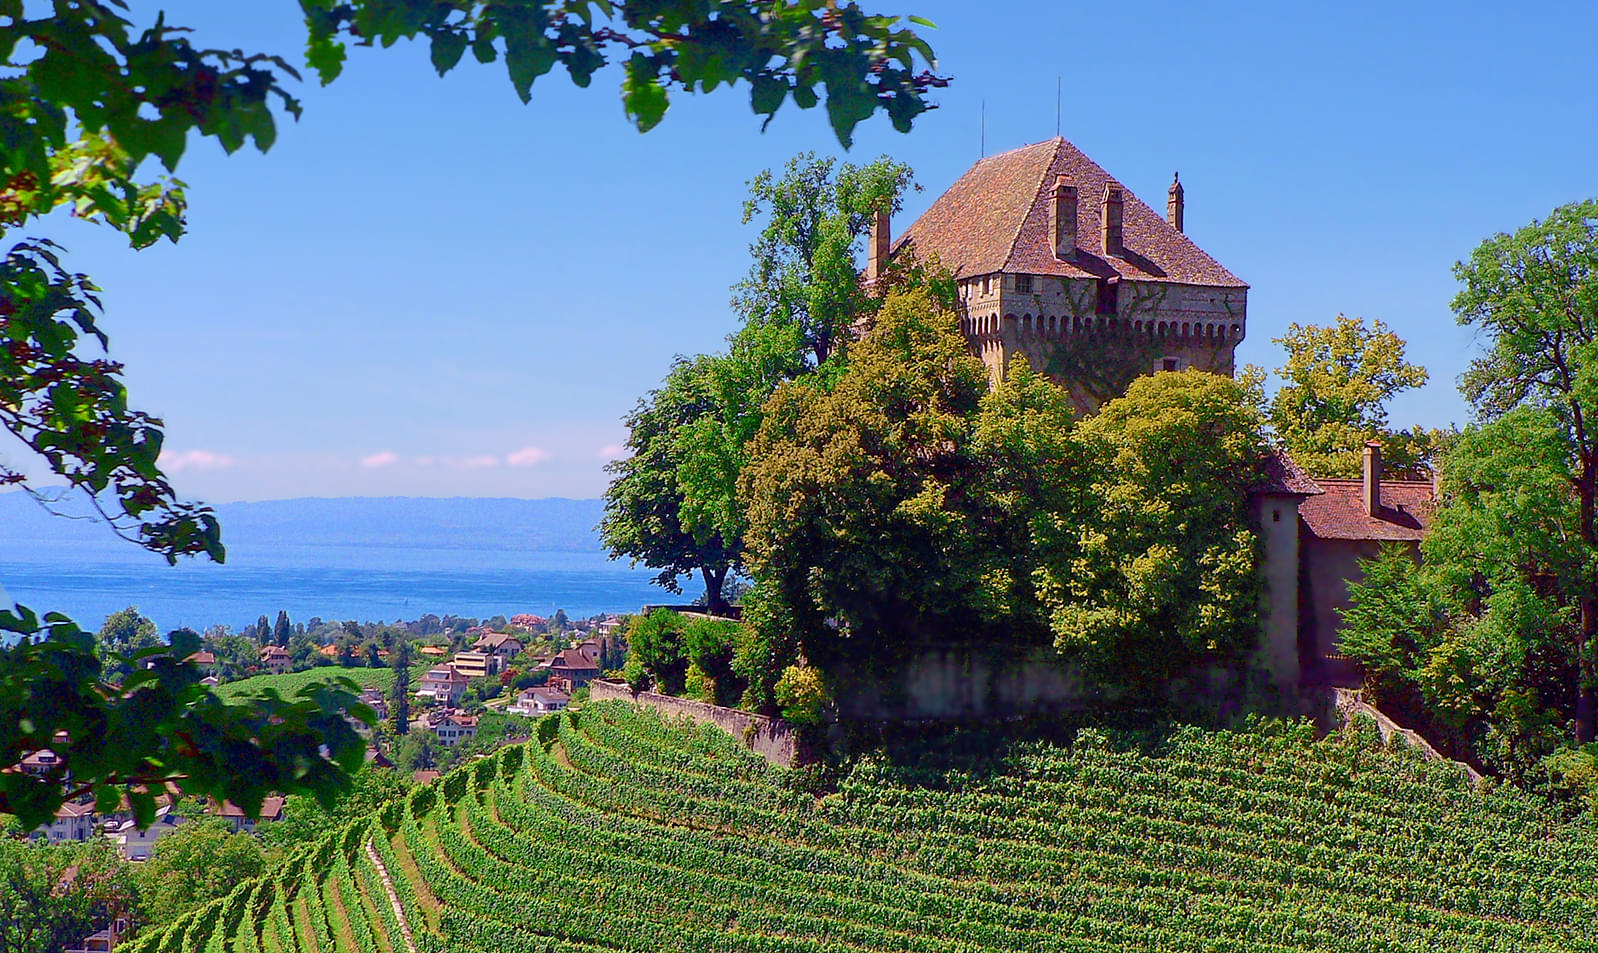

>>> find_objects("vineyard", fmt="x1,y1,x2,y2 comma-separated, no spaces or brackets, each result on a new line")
128,700,1598,952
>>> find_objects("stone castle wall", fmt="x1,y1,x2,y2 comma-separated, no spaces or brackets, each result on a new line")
587,679,800,766
955,273,1245,404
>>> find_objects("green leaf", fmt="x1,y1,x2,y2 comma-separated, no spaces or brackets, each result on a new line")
751,74,786,122
504,35,557,103
305,33,346,85
622,54,669,133
429,30,468,76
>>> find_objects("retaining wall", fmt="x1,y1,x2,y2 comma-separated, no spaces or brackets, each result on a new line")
587,679,800,766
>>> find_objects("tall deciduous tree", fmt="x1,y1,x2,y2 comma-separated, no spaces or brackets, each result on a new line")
1453,198,1598,742
602,355,742,613
604,155,919,613
740,289,1077,675
1268,314,1434,479
0,837,136,953
735,153,916,367
1046,371,1267,689
136,817,270,927
1343,408,1591,776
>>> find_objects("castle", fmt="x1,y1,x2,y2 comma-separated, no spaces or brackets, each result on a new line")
858,138,1433,713
873,137,1247,411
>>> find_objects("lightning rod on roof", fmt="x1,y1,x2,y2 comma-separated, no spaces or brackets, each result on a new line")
1056,76,1061,137
980,99,985,158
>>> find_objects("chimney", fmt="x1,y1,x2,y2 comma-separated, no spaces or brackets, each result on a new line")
1363,441,1383,517
1050,175,1078,261
867,209,890,282
1167,172,1184,232
1102,184,1124,258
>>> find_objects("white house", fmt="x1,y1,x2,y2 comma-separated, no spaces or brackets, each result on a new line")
111,807,185,861
415,664,470,705
416,708,479,745
509,686,570,716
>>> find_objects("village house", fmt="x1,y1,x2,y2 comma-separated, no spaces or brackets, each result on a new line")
184,650,219,676
17,745,66,778
419,645,449,658
260,645,291,674
415,708,479,745
210,797,286,834
547,648,601,688
33,798,98,843
473,631,525,667
110,806,184,861
64,917,130,953
358,688,390,722
451,649,498,679
509,686,570,716
416,664,471,705
575,636,605,665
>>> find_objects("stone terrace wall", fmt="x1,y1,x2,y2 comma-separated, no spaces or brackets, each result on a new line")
587,679,799,767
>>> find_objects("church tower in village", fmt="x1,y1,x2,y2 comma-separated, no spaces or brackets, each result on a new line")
873,138,1248,412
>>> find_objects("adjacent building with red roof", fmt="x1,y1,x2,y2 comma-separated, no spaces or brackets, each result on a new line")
1295,443,1434,686
1251,442,1436,693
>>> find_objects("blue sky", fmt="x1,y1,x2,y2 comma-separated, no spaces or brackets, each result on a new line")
3,0,1594,502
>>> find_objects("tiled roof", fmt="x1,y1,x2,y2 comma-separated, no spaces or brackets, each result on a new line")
1255,450,1323,497
186,651,216,665
551,649,600,671
214,796,285,819
476,632,522,648
893,138,1246,288
1299,479,1434,541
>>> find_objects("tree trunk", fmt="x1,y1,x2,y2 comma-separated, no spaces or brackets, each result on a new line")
1580,471,1597,743
701,565,730,617
1579,599,1596,743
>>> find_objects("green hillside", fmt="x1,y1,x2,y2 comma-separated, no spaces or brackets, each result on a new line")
211,667,397,703
131,701,1598,953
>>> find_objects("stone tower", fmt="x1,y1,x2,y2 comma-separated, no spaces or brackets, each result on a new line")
882,138,1248,412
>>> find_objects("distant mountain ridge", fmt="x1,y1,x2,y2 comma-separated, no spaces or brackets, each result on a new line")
1,493,608,562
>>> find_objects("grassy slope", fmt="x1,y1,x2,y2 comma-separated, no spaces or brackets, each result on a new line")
212,666,395,702
131,702,1598,952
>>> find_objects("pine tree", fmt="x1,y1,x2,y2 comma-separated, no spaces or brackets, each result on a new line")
272,611,291,646
390,641,412,736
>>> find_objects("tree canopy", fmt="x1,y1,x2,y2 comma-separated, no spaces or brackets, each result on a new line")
602,153,920,612
1045,370,1268,687
1267,314,1434,479
0,835,135,953
1452,197,1598,743
1339,199,1598,795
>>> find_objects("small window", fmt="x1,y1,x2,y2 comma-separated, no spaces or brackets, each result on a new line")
1096,277,1118,315
1162,358,1180,372
1272,509,1281,523
981,275,991,295
1014,273,1033,293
